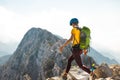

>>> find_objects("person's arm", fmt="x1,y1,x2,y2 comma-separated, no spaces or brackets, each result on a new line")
59,34,73,53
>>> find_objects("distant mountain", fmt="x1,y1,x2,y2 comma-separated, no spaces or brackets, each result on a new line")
0,27,118,80
0,55,11,65
0,51,9,57
102,50,120,64
0,41,18,57
92,47,120,64
88,48,119,65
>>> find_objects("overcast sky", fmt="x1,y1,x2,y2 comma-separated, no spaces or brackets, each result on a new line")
0,0,120,57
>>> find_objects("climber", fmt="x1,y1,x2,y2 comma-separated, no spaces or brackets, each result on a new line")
59,18,92,79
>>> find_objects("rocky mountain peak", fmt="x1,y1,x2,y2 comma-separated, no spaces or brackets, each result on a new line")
0,27,70,80
18,27,59,50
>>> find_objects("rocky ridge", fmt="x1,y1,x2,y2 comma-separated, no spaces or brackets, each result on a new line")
47,64,120,80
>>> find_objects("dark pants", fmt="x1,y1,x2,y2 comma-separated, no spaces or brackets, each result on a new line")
66,47,91,74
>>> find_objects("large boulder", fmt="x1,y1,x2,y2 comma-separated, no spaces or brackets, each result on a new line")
110,64,120,80
92,63,112,80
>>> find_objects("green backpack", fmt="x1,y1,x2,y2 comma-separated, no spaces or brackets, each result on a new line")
79,26,91,49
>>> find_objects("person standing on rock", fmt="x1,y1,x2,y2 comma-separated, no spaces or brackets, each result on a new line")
59,18,91,79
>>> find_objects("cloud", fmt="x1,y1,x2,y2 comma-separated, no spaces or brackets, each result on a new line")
0,7,74,43
0,6,31,42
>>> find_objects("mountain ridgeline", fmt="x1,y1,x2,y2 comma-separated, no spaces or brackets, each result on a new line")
0,55,11,65
0,28,118,80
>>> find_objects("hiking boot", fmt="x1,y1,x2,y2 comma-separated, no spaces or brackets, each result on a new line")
61,72,67,80
90,71,97,80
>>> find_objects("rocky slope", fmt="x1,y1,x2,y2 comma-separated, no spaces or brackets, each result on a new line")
0,28,72,80
0,27,118,80
47,64,120,80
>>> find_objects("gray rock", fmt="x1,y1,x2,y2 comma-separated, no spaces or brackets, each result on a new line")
93,63,112,79
23,74,32,80
81,54,98,69
110,64,120,80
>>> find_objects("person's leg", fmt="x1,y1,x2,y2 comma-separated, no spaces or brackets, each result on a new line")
65,54,74,73
62,54,74,79
73,48,91,74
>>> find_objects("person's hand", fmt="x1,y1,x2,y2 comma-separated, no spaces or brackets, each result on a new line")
59,46,64,54
83,49,88,55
